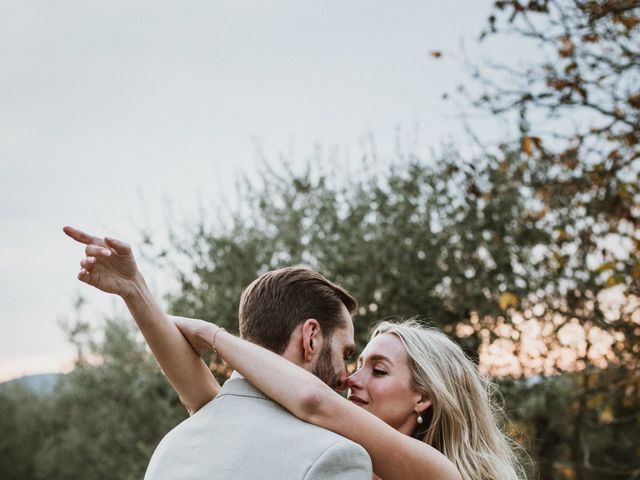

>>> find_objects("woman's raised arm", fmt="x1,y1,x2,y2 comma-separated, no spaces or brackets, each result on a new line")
64,226,220,414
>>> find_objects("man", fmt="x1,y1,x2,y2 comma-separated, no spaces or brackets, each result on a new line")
64,226,372,479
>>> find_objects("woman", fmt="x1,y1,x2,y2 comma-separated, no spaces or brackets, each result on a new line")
65,225,525,480
173,316,525,480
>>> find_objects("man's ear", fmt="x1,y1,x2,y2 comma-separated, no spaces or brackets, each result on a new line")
301,318,322,363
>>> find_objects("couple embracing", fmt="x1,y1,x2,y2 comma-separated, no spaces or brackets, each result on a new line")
64,226,523,480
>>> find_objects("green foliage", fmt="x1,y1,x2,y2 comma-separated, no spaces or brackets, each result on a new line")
0,384,51,480
162,152,551,358
34,319,185,480
469,2,640,477
501,366,640,480
0,317,187,480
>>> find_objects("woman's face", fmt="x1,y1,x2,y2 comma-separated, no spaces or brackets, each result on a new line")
346,332,428,435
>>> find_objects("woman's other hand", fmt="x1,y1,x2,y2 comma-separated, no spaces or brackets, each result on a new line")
172,316,219,356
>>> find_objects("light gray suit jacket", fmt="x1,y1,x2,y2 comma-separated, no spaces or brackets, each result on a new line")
145,377,372,479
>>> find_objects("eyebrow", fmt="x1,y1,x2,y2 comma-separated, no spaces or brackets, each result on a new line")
358,353,394,365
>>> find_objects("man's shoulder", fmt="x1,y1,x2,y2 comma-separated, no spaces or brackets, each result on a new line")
185,390,365,451
214,380,362,448
144,379,371,480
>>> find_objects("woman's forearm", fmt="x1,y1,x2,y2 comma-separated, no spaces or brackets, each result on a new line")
202,325,335,422
123,274,220,413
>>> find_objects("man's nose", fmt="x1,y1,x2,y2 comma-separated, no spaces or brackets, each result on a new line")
335,368,349,392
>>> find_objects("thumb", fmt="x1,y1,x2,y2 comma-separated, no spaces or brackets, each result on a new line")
104,237,132,255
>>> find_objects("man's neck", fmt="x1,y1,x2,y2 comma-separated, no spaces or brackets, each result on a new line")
281,341,311,371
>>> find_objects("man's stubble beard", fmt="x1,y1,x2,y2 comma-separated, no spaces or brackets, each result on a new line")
312,337,339,390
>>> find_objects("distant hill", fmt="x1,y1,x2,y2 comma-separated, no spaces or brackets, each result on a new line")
0,373,62,394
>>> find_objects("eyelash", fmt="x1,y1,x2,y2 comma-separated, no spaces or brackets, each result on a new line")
351,365,387,376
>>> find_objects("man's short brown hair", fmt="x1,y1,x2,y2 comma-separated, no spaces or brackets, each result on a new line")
238,267,357,354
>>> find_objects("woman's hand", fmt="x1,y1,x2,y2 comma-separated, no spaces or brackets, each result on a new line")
173,316,219,356
63,226,141,299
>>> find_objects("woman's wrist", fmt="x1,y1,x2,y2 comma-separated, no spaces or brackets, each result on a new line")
121,271,148,304
191,323,222,353
210,326,227,353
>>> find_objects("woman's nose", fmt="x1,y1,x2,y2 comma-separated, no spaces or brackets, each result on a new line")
346,368,363,389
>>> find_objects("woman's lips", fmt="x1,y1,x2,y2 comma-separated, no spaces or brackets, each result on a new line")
347,395,369,406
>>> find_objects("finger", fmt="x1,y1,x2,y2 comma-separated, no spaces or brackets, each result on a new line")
80,256,96,270
78,268,91,282
104,237,132,255
63,226,99,246
85,245,112,257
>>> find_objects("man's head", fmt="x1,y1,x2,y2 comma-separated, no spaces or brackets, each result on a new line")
239,267,357,389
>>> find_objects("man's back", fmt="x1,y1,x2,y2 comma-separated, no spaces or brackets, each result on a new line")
145,378,372,480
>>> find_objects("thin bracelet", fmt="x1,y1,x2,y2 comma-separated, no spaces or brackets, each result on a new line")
212,327,226,353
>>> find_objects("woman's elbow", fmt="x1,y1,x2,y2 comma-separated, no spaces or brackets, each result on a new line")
297,385,328,422
185,386,218,415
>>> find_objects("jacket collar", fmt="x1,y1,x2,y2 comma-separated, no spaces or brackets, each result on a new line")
218,377,268,400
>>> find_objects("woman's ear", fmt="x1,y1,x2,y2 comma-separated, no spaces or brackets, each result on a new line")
301,318,321,363
416,394,432,414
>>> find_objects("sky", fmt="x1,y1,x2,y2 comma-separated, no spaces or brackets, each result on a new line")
0,0,528,381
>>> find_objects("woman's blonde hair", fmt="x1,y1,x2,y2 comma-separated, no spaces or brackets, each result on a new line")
372,320,526,480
